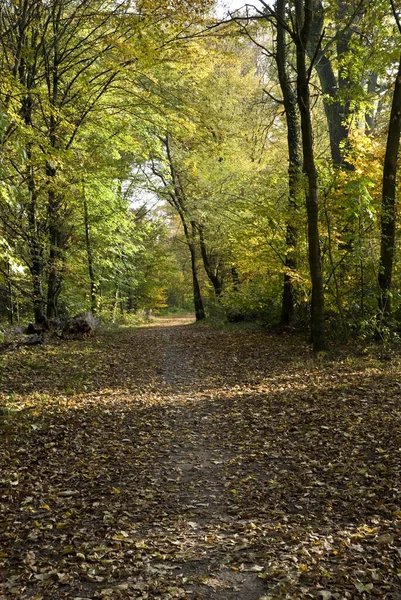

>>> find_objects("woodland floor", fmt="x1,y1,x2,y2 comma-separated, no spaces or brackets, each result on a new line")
1,316,401,600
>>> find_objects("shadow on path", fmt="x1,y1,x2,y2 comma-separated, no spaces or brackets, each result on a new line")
1,318,401,599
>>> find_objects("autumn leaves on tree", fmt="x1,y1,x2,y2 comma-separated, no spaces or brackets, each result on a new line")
1,0,401,348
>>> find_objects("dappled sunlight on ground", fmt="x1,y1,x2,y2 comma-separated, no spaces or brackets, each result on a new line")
139,314,197,328
1,321,401,598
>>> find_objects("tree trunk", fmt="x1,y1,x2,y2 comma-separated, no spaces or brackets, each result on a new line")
281,224,297,326
28,180,45,323
127,288,136,312
46,248,61,318
231,267,240,290
32,262,45,323
175,216,206,322
21,63,46,322
296,0,326,351
365,71,378,135
6,263,14,325
26,157,45,323
46,13,62,318
276,0,302,327
198,224,223,297
113,286,119,322
307,0,353,169
175,218,205,320
83,195,97,313
377,55,401,326
164,136,206,321
188,225,206,321
176,214,206,323
46,160,61,318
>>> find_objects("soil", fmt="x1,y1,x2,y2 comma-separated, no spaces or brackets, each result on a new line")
1,316,401,600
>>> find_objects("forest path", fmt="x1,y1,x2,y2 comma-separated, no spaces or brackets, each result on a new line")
1,317,401,599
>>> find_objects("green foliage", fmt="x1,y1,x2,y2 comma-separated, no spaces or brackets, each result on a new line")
0,0,400,343
0,0,214,321
221,278,281,325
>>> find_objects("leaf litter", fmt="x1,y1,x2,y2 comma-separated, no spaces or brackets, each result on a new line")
0,316,401,599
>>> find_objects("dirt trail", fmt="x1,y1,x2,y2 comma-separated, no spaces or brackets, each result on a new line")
138,317,268,598
1,316,401,600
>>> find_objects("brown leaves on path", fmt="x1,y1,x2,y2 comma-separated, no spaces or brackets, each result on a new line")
1,315,401,600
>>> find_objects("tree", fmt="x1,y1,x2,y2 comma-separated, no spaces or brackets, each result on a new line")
0,0,214,321
294,0,326,350
237,0,326,347
304,0,360,168
0,0,135,318
377,3,401,330
275,0,302,326
151,135,206,321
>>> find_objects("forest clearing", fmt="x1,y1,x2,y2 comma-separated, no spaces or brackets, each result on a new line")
1,317,401,599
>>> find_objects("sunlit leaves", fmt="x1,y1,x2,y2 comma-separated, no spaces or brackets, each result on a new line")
1,320,401,597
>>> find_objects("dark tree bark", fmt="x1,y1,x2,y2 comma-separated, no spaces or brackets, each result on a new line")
172,213,205,321
6,262,14,325
231,267,240,290
276,0,302,326
27,185,45,322
45,4,62,318
377,54,401,325
83,195,97,313
25,141,45,322
22,102,46,321
307,0,356,169
46,161,62,318
189,222,206,320
127,289,135,312
162,136,206,321
198,224,223,298
365,71,378,135
296,0,326,351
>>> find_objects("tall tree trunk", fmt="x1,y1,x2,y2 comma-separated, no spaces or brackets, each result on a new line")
112,286,119,322
198,224,223,297
83,195,97,313
19,31,46,323
32,270,45,322
46,11,62,318
281,224,297,326
189,223,206,321
46,160,61,318
173,215,206,320
25,144,45,322
307,0,354,169
276,0,302,326
175,214,206,322
377,55,401,326
6,262,14,325
127,289,136,312
46,244,61,318
163,136,206,321
231,267,239,290
296,0,326,351
365,71,378,135
27,170,45,322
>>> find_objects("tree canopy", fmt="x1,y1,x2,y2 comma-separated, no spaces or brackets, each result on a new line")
1,0,401,347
